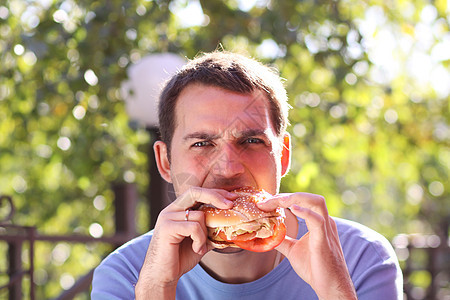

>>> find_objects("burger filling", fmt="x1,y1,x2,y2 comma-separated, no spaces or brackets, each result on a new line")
210,217,280,241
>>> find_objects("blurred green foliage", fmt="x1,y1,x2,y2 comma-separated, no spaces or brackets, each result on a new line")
0,0,448,298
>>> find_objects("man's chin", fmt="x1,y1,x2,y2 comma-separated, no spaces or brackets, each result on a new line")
205,186,249,192
212,247,245,254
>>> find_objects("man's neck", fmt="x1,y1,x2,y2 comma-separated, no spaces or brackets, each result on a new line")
199,210,298,284
199,249,279,284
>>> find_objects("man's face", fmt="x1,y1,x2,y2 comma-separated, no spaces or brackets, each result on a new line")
166,83,288,196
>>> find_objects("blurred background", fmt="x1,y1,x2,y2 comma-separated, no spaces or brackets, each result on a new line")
0,0,448,299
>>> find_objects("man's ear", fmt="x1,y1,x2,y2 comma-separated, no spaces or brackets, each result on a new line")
154,141,172,183
281,133,291,177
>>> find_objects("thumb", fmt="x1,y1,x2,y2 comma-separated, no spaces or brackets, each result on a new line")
275,235,297,257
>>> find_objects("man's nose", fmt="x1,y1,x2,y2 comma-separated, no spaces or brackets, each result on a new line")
211,144,245,177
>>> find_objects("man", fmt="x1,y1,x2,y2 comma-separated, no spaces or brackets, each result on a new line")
91,51,402,299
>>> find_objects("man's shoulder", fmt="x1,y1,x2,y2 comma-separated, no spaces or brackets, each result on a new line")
91,232,154,298
95,231,153,273
334,217,391,243
333,217,398,264
116,231,153,252
334,217,384,238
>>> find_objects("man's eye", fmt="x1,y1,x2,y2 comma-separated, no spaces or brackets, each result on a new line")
192,141,211,147
244,138,263,144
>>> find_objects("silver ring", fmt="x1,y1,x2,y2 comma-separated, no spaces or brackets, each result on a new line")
185,209,190,221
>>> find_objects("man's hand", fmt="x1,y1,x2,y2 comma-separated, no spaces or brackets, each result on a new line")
135,187,236,299
258,193,357,300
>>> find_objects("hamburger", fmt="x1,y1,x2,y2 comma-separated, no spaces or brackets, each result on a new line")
199,187,286,252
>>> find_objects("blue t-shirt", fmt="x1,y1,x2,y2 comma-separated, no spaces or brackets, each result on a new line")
91,217,403,299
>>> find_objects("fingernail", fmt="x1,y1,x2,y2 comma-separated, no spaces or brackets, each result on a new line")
291,204,302,211
227,192,238,198
224,199,234,205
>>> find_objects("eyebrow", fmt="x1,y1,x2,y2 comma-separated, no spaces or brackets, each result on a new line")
183,129,268,141
183,132,221,141
235,129,268,139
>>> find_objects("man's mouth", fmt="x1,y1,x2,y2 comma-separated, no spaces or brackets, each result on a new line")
217,185,256,192
203,177,256,192
223,186,245,192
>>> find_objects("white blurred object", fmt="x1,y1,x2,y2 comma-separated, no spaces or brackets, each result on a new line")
122,53,186,127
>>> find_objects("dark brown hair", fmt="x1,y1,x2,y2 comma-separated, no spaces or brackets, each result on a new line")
158,51,290,156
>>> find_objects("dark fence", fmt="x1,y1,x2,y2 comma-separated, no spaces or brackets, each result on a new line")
393,227,450,300
1,190,449,299
0,184,138,299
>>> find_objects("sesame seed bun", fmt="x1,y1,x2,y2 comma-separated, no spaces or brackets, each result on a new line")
198,187,286,251
199,187,280,227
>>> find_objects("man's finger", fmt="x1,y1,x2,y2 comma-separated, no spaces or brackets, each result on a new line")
170,187,237,211
258,193,328,218
275,235,298,257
